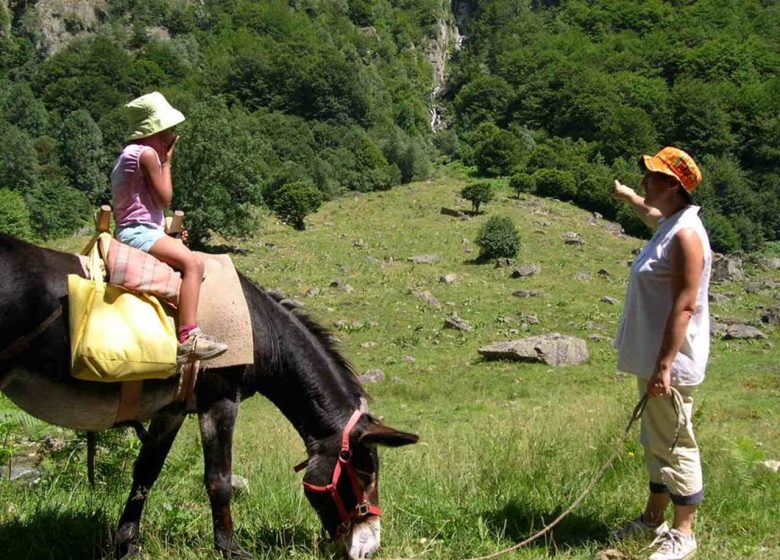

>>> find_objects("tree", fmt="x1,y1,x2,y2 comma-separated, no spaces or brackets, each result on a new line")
509,173,534,196
461,182,494,214
476,215,520,260
0,188,33,240
272,181,322,230
173,98,266,246
59,110,108,204
454,75,513,129
0,123,39,192
532,168,577,201
2,82,49,137
470,122,524,177
704,213,741,254
26,178,90,239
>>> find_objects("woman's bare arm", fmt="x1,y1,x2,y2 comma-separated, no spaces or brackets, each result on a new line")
614,179,663,229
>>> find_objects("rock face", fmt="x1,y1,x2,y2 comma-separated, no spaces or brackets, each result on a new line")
31,0,109,56
479,333,589,366
711,255,745,282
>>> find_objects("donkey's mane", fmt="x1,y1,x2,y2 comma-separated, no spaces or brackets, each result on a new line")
258,285,367,399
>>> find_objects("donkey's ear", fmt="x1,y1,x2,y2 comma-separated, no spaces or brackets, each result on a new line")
357,422,419,447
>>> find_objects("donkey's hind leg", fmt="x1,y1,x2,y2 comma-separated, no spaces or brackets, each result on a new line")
115,406,186,559
198,392,250,558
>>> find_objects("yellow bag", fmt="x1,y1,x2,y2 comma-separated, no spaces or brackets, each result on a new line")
68,237,177,382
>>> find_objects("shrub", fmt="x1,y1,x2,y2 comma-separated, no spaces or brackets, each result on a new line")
705,213,741,253
532,168,577,201
461,182,494,214
272,181,323,230
509,173,535,196
476,215,520,260
0,188,33,240
471,123,523,177
27,178,90,239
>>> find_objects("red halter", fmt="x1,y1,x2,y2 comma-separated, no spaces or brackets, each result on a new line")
295,410,381,536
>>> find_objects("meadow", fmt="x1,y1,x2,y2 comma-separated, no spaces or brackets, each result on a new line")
1,174,778,559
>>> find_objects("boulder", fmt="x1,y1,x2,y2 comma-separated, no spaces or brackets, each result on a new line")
518,313,539,325
416,290,441,309
408,254,440,264
444,315,472,332
711,255,745,282
760,305,780,325
510,264,541,278
563,232,584,245
513,289,543,298
574,271,592,281
724,324,766,340
358,369,385,384
440,274,458,284
478,333,589,366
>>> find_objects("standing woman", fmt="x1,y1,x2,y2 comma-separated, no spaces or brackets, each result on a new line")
612,147,711,560
111,92,228,363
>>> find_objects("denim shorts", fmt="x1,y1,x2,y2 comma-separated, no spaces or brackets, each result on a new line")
115,223,166,253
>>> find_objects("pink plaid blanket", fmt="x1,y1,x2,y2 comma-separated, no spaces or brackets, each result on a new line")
105,238,181,305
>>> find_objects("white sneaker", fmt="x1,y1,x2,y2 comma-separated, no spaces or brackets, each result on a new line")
177,328,228,363
610,515,669,541
648,529,697,560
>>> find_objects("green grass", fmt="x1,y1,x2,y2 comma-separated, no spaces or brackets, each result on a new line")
1,176,779,559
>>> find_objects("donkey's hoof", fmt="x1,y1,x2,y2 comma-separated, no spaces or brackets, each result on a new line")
218,543,253,559
116,541,141,560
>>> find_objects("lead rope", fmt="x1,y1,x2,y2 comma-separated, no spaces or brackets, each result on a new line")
461,387,687,560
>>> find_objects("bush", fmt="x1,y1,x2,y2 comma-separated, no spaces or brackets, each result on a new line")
0,188,33,240
705,213,741,254
532,168,578,201
272,181,323,230
509,173,535,196
27,178,90,239
476,215,520,260
461,182,494,214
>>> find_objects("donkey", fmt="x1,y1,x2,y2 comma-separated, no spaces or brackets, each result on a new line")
0,232,418,559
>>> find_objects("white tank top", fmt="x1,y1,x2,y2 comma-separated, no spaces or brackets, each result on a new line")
614,205,712,386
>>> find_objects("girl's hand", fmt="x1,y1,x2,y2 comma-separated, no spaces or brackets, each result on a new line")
166,135,180,162
180,228,189,245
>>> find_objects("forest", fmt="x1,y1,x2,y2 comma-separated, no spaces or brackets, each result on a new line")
0,0,778,252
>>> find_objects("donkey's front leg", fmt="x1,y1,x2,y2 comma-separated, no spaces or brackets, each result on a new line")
115,408,186,559
198,394,250,558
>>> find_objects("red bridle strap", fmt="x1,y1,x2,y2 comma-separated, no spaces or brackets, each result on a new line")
300,410,381,535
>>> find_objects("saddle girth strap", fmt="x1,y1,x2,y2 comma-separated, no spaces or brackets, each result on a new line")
0,306,63,366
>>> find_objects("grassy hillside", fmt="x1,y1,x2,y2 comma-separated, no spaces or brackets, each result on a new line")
1,175,779,559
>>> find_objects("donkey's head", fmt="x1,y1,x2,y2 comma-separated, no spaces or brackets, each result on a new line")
299,410,418,559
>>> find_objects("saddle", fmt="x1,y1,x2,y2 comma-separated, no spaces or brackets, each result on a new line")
74,207,254,422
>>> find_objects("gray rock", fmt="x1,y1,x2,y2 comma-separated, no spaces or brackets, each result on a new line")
342,284,355,293
334,320,349,329
757,257,780,270
563,232,584,245
441,207,467,218
597,268,611,277
513,289,543,298
444,315,472,331
757,460,780,474
593,212,603,220
601,296,620,305
604,222,625,235
416,290,441,309
231,474,250,494
495,257,516,268
710,321,728,337
511,264,541,278
359,369,385,384
760,305,780,325
353,239,366,248
402,355,416,363
361,341,377,348
408,254,440,264
518,313,539,325
712,255,745,282
391,376,407,385
588,334,606,342
575,271,592,281
9,466,41,484
367,256,382,265
440,274,458,284
709,292,730,304
478,333,589,366
305,287,320,297
40,435,66,453
724,324,766,340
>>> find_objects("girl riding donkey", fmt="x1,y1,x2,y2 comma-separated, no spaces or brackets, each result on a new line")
111,92,226,363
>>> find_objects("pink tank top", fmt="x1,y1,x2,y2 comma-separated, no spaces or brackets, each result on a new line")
111,144,165,229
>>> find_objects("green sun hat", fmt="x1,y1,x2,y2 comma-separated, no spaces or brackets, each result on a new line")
125,92,185,141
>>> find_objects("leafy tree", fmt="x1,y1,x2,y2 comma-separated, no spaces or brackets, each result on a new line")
461,182,494,214
59,110,108,204
454,75,513,129
532,168,577,201
272,181,322,230
26,178,91,239
0,188,33,240
172,98,265,246
476,215,520,260
704,213,741,254
0,123,39,192
470,122,524,177
2,82,49,137
509,173,535,196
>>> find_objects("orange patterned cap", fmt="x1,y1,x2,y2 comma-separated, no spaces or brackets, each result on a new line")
641,147,702,193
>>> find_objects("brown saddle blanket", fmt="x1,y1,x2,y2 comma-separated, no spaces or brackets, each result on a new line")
79,238,254,369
